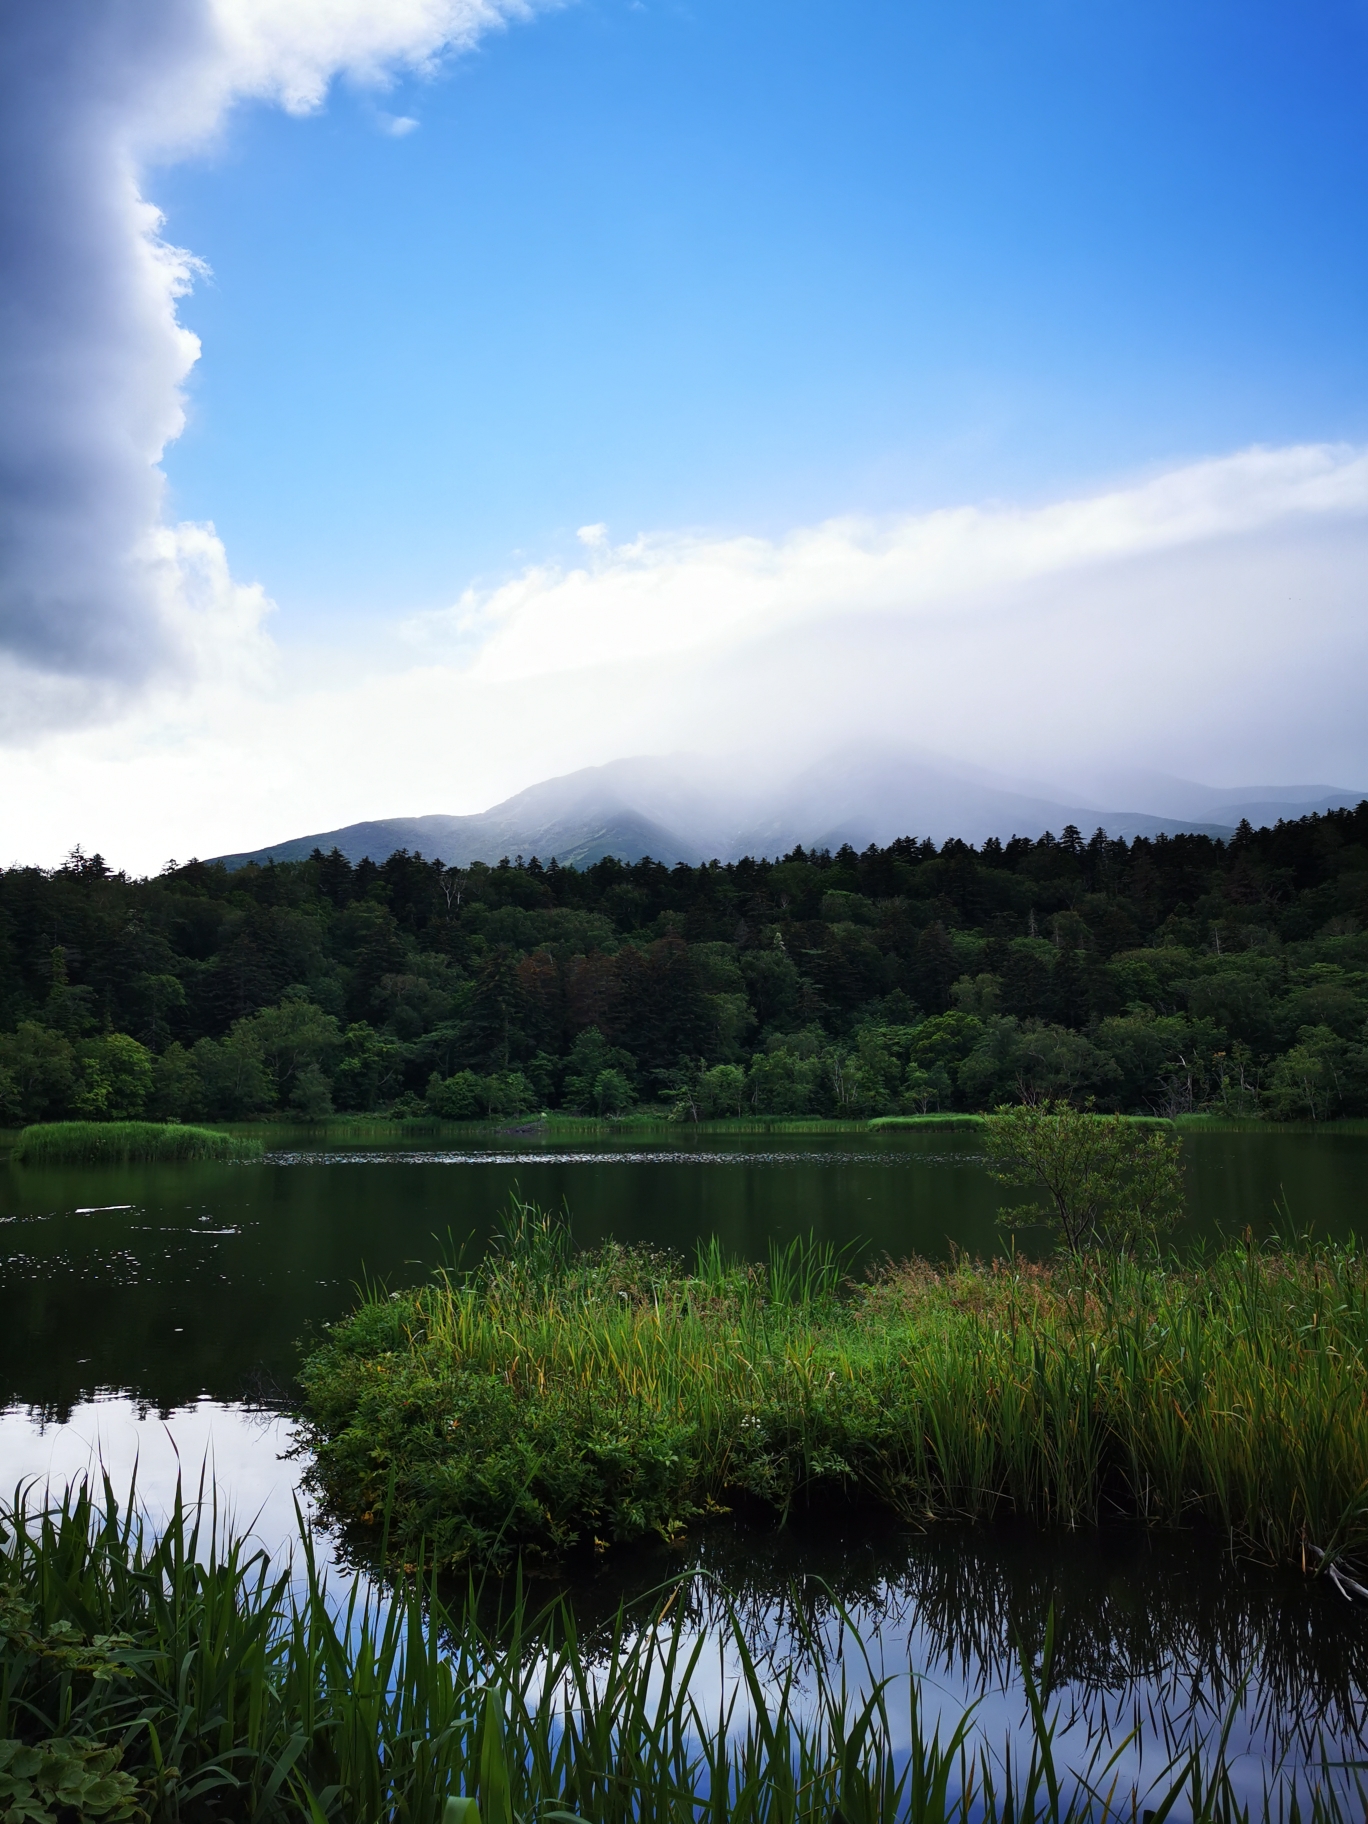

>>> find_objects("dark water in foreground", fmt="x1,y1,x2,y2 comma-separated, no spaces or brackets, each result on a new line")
2,1125,1368,1803
592,1515,1368,1803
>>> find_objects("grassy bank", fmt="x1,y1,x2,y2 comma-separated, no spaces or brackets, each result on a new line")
11,1120,263,1164
0,1476,1356,1824
1170,1114,1368,1135
217,1112,1368,1145
867,1114,985,1130
236,1114,885,1141
868,1114,1196,1133
301,1209,1368,1572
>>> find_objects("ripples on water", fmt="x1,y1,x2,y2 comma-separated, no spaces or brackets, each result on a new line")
264,1148,984,1167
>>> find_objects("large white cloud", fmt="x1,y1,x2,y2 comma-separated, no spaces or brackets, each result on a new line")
2,443,1366,873
0,0,538,728
412,442,1368,681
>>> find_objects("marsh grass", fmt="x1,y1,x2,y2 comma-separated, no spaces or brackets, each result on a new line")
866,1116,986,1130
0,1474,1361,1824
11,1120,263,1164
301,1204,1368,1573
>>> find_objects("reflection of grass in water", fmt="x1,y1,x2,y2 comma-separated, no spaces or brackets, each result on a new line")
11,1120,262,1163
490,1520,1368,1773
302,1200,1368,1577
771,1528,1368,1771
2,1474,1363,1824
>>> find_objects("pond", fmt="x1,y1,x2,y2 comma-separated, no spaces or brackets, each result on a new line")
3,1122,1365,1415
2,1123,1368,1807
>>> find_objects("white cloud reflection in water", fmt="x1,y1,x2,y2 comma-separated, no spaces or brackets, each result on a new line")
0,1395,317,1566
0,1397,1363,1811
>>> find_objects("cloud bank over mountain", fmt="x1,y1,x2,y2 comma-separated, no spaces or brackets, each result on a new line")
417,444,1368,684
2,437,1366,874
213,749,1368,873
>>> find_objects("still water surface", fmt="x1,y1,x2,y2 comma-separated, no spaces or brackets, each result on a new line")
3,1124,1364,1413
2,1126,1368,1804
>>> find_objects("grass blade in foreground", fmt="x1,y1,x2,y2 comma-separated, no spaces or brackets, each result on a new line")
0,1475,1360,1823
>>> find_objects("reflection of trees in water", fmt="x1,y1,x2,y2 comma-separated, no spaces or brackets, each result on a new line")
500,1519,1368,1770
858,1525,1368,1770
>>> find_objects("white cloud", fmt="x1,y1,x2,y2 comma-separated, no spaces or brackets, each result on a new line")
0,0,543,728
407,442,1368,682
204,0,532,123
3,444,1367,873
4,11,1367,870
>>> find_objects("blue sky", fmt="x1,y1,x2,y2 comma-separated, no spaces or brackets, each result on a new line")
155,0,1368,637
3,0,1368,867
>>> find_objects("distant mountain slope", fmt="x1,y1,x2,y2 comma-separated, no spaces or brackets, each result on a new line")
213,751,1368,871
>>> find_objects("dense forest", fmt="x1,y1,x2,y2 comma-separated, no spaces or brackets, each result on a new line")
1,806,1367,1125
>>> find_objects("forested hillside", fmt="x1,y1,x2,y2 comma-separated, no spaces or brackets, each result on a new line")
2,807,1367,1125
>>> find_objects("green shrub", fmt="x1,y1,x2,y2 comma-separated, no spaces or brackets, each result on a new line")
70,1033,154,1120
426,1071,485,1119
984,1099,1185,1252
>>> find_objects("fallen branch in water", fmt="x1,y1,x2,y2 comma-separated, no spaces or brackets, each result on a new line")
1306,1543,1368,1602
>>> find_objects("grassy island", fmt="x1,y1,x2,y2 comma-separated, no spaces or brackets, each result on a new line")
10,1120,263,1164
300,1202,1368,1573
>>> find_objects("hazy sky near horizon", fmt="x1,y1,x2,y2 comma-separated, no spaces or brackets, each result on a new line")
2,0,1367,870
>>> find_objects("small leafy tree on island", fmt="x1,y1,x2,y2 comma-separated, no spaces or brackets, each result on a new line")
984,1098,1185,1253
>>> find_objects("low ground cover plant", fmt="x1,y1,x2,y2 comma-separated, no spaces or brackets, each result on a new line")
299,1200,1368,1573
10,1120,262,1164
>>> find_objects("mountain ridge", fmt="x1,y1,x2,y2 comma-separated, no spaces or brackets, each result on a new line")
213,751,1368,871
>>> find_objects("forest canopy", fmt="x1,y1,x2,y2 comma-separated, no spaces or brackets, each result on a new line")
1,807,1366,1126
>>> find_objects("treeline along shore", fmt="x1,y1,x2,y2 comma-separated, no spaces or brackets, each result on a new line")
2,805,1367,1125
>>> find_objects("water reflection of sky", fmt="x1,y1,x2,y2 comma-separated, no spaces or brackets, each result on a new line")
4,1397,1366,1815
652,1548,1368,1816
563,1519,1368,1815
0,1396,319,1566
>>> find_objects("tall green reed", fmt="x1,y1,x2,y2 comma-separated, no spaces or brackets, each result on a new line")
301,1211,1368,1570
11,1121,263,1164
1,1474,1357,1824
